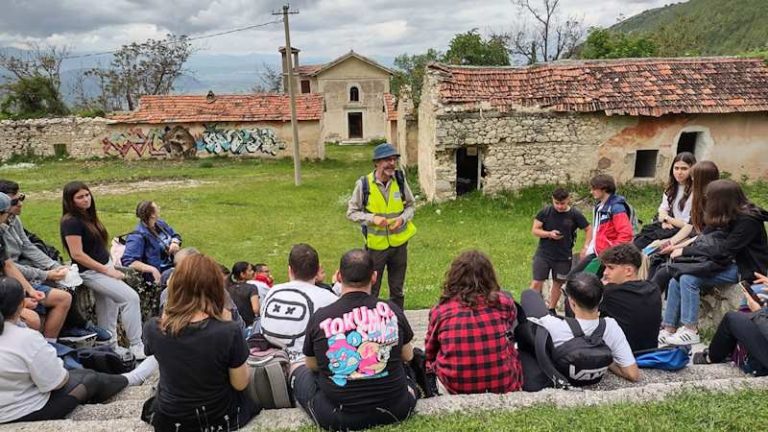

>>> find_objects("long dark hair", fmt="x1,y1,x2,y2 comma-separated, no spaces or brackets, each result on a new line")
440,250,501,308
690,161,720,232
61,181,108,244
0,277,25,335
665,152,696,213
704,180,757,228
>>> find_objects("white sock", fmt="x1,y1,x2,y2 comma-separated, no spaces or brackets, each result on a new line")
45,337,56,343
122,355,159,386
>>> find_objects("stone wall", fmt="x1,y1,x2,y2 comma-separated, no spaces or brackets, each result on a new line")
0,117,110,161
0,117,324,161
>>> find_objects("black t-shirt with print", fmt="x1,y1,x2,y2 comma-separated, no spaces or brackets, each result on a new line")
535,205,590,261
143,317,250,421
60,216,110,271
303,291,414,411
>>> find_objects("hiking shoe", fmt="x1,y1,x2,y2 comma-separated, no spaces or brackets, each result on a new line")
59,326,98,342
693,349,711,365
658,328,674,346
130,343,147,361
84,322,112,342
667,327,700,346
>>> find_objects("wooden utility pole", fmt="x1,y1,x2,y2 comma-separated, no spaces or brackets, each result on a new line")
274,4,301,186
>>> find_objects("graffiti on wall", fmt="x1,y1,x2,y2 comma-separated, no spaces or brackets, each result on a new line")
196,124,285,156
102,124,285,158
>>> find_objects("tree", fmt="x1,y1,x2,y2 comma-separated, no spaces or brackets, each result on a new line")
502,0,585,64
649,15,703,57
1,75,69,119
390,49,441,109
0,44,70,118
251,62,283,93
579,27,658,59
87,34,193,110
444,29,510,66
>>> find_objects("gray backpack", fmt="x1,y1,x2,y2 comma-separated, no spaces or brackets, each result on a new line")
246,346,293,409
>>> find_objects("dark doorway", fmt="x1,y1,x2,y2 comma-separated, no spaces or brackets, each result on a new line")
634,150,658,178
348,112,363,139
456,147,479,195
677,132,699,155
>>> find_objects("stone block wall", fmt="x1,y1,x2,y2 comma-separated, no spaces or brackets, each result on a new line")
0,117,110,161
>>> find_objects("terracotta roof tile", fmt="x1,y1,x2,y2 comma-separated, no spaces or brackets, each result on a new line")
430,57,768,116
295,64,324,75
109,93,323,124
383,93,397,121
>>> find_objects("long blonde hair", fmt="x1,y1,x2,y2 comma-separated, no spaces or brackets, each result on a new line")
161,254,226,336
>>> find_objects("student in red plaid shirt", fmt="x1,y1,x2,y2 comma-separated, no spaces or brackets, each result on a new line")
424,250,523,394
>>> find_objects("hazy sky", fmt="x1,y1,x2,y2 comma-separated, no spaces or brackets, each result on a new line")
1,0,677,59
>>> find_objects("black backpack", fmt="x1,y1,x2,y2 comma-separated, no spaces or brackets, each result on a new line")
24,228,63,263
534,317,613,388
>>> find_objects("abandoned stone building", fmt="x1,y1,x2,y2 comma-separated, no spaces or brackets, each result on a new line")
417,57,768,201
281,47,394,144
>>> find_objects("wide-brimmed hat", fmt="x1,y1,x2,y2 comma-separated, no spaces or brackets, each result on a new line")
372,143,400,161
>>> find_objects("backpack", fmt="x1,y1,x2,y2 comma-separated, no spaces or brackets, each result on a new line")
536,317,613,387
634,346,690,371
76,345,137,374
24,228,63,263
613,201,641,235
245,333,293,409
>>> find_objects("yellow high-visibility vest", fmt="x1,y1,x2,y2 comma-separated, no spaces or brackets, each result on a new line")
364,172,416,250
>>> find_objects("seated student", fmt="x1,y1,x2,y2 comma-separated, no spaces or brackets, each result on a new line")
520,273,640,383
261,243,338,362
425,250,523,394
530,188,591,313
660,180,768,346
0,277,128,424
248,262,272,300
572,174,634,276
694,280,768,375
293,249,418,431
226,261,260,330
598,244,662,352
122,201,182,283
142,254,260,432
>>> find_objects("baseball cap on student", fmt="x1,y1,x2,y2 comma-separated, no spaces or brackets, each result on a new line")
0,193,11,213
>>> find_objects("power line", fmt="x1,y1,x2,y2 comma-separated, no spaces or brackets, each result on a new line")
62,19,283,60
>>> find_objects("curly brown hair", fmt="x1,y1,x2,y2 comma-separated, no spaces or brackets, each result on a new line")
440,250,501,308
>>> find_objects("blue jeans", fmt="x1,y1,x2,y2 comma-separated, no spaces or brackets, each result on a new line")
662,264,739,328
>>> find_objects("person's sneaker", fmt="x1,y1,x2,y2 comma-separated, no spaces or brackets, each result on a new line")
59,326,98,343
658,328,675,346
83,322,112,342
666,327,700,346
693,349,711,365
129,343,147,361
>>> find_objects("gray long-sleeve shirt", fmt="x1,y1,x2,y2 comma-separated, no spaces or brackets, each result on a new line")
1,216,60,282
346,171,415,225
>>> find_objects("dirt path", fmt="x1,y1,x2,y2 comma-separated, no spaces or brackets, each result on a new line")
31,179,211,200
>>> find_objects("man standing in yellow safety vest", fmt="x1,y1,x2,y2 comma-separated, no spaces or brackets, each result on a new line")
346,143,416,310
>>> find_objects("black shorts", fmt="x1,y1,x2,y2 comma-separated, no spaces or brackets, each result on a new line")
532,255,571,282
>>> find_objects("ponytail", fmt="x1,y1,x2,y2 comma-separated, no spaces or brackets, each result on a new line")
0,277,25,335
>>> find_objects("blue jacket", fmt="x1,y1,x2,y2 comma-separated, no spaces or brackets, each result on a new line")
120,219,181,274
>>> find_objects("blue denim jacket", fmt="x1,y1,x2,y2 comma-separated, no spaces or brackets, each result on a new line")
120,219,181,274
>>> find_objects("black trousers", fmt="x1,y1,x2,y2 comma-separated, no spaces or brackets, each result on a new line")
291,366,417,431
709,311,768,375
369,243,408,310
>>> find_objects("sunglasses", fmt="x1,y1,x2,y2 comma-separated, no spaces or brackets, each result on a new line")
10,193,25,206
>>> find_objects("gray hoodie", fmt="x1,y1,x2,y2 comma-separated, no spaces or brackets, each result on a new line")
0,216,59,282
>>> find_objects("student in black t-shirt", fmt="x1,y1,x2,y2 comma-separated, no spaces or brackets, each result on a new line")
599,244,662,352
226,261,260,329
59,182,144,359
292,249,418,431
530,188,591,312
142,254,260,432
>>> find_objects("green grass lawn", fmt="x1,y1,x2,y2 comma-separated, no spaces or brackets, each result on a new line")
289,388,768,431
7,144,768,309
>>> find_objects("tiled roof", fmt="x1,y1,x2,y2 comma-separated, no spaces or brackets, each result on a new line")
295,64,324,75
384,93,397,121
430,58,768,117
109,93,324,123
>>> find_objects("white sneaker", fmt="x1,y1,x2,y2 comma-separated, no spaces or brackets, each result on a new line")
658,328,675,346
129,343,147,361
666,327,700,346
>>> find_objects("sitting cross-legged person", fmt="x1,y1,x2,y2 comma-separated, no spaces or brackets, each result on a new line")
424,250,523,394
292,249,418,431
599,244,662,352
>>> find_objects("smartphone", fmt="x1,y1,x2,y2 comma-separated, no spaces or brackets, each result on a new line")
740,280,764,305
